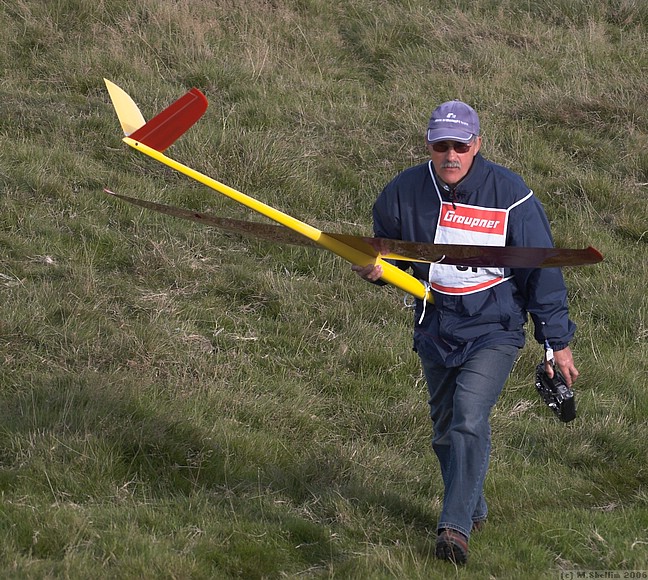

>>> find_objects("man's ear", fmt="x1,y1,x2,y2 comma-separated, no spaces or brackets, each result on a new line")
473,136,482,156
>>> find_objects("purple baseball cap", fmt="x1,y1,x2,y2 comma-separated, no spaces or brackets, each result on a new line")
426,100,480,144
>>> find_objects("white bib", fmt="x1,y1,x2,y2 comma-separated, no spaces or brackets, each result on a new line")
427,163,531,295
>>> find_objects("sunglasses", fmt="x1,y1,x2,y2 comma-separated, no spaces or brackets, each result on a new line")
430,141,473,153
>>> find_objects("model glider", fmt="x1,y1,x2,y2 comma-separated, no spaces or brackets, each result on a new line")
103,79,603,302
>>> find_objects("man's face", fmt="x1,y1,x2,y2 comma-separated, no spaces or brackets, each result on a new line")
427,137,482,186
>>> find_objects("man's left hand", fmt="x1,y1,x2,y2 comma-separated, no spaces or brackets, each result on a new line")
545,346,579,388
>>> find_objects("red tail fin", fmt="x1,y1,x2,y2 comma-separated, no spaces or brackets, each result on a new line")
129,88,208,151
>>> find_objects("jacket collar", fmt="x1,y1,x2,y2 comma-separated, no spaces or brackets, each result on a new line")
431,153,486,199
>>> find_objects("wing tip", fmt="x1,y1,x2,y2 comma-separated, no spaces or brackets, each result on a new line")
587,245,604,262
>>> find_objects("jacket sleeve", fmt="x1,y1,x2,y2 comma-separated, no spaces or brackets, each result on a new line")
373,177,401,239
508,193,576,349
372,177,414,274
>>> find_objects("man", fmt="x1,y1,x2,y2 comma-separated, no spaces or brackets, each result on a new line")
352,100,578,564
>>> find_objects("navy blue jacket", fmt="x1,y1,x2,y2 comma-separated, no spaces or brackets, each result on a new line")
373,153,576,367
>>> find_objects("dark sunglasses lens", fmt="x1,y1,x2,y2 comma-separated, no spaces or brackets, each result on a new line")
432,142,471,153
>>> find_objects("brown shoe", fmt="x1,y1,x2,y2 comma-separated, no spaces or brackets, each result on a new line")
435,528,468,564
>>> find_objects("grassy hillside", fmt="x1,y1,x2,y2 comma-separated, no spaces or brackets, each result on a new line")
1,0,647,577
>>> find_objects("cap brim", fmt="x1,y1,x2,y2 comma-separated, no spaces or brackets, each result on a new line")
426,128,474,143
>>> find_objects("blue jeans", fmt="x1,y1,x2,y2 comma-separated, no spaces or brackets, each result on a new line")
420,344,519,539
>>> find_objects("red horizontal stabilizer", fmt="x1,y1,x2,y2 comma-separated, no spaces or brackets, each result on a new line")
129,88,208,151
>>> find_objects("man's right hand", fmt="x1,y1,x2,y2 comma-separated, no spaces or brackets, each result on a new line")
351,263,383,282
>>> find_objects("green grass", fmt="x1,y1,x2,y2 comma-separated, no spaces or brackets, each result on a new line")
1,0,647,577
